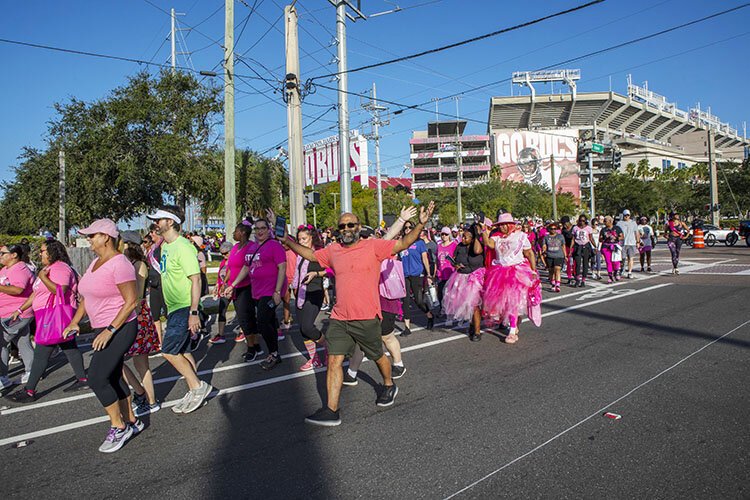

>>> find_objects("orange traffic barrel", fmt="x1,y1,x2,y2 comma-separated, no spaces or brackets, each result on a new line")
693,228,705,248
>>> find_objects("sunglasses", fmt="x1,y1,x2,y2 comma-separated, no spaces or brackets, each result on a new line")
221,252,229,257
338,222,358,230
403,225,414,229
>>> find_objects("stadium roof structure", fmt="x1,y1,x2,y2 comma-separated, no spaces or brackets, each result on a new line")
488,91,748,150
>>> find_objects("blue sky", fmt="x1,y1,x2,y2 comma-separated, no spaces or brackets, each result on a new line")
1,0,749,186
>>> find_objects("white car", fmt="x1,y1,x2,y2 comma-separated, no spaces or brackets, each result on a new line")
701,224,740,246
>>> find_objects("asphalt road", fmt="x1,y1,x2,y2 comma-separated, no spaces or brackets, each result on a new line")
1,245,748,499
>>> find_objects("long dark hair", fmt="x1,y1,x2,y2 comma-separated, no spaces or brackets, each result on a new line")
124,243,146,263
6,243,29,263
297,225,324,250
235,221,253,241
44,240,73,266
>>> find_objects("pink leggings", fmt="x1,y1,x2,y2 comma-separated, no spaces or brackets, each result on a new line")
600,246,621,274
509,315,518,329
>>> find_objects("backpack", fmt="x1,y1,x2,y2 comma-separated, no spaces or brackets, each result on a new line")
379,258,406,300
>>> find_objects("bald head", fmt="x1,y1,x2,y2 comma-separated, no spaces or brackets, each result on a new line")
338,212,359,225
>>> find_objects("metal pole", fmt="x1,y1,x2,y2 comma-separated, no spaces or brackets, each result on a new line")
707,130,720,226
550,154,558,221
588,153,594,220
336,1,352,214
285,5,305,229
373,83,383,226
223,0,237,239
455,98,463,223
58,150,66,245
313,204,317,227
171,8,176,74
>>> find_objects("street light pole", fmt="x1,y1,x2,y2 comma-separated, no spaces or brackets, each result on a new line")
336,2,352,214
223,0,237,239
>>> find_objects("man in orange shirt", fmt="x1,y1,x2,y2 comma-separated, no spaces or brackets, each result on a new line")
283,202,435,426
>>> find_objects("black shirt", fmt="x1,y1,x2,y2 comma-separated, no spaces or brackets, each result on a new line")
454,243,484,274
296,258,324,293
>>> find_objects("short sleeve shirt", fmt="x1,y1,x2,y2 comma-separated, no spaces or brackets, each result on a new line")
227,241,256,289
314,239,397,321
78,254,136,328
491,231,531,267
160,237,200,313
399,239,427,277
572,225,593,246
0,262,34,318
32,261,77,313
543,234,566,259
617,219,639,246
248,240,287,300
436,241,458,281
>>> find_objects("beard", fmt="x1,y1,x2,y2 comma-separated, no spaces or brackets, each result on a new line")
341,230,360,245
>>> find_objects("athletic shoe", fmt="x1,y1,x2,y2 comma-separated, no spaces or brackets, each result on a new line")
63,379,89,393
6,389,36,403
554,285,561,292
647,266,652,272
181,381,213,414
627,272,633,279
342,372,358,386
281,321,292,330
243,348,259,362
445,319,454,327
614,275,621,282
8,356,21,365
426,316,434,330
235,332,246,343
391,365,406,379
376,384,399,407
134,400,161,417
640,267,645,272
131,391,147,410
607,278,613,284
254,344,264,356
320,303,330,311
189,333,203,352
674,269,680,275
260,353,282,371
300,357,324,372
171,390,193,414
129,419,145,435
277,329,285,341
579,280,585,288
400,327,412,337
208,335,226,345
305,407,341,427
98,426,133,453
0,376,17,390
12,372,30,386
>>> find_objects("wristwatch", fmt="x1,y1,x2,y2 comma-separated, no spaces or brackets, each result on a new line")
105,325,117,334
190,310,199,316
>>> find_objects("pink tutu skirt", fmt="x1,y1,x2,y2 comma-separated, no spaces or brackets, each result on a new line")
441,268,486,322
482,262,542,327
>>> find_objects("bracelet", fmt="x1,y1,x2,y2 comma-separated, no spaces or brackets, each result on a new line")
273,290,281,295
397,217,406,223
16,308,23,315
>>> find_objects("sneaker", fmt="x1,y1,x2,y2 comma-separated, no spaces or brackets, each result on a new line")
208,335,226,344
13,372,30,386
300,357,324,372
614,274,621,282
627,272,633,279
391,365,406,379
189,333,203,352
243,348,259,362
342,372,358,386
134,400,161,417
281,321,292,330
254,344,264,356
554,285,561,292
63,379,89,393
277,329,285,341
579,280,585,288
304,406,341,427
131,391,147,409
8,355,21,365
171,390,193,414
320,303,330,312
400,326,412,337
674,268,680,275
181,381,213,414
426,316,434,330
376,384,399,407
98,425,133,453
607,278,613,284
647,266,652,272
260,353,281,371
445,319,454,328
6,389,36,403
129,419,145,435
0,376,17,390
235,332,246,343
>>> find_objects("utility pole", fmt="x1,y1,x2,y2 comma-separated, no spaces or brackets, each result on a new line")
363,83,388,225
454,97,463,223
285,5,305,229
171,8,176,74
707,130,720,226
58,150,66,245
335,2,352,214
589,120,597,220
550,154,558,221
223,0,237,239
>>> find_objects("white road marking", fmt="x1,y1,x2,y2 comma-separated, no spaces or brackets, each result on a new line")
443,317,750,499
0,281,674,446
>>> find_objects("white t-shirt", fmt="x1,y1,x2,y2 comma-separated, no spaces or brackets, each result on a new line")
638,224,654,245
617,219,639,246
491,231,531,267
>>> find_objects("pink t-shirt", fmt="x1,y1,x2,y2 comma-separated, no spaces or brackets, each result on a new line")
436,241,458,281
31,261,77,312
248,240,288,300
78,254,137,328
573,225,593,246
491,231,532,267
0,262,34,318
285,249,297,283
315,239,397,321
227,241,257,289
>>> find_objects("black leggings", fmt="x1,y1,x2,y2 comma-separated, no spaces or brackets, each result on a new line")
297,290,324,342
217,297,229,323
402,275,429,320
26,339,87,392
256,296,279,354
88,320,138,407
233,285,257,335
573,244,591,279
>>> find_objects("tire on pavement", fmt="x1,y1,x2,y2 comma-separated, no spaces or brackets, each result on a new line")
705,233,717,247
725,232,738,246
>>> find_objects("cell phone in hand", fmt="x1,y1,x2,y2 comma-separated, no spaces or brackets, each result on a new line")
446,255,457,266
1,317,20,329
275,215,287,238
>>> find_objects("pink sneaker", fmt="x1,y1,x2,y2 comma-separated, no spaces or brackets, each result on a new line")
208,335,226,344
277,329,286,341
235,332,246,343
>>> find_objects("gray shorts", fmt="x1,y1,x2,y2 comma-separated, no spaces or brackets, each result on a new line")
623,245,638,258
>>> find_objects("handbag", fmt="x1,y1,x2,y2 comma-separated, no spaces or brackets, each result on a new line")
34,285,76,346
612,244,623,262
379,259,407,300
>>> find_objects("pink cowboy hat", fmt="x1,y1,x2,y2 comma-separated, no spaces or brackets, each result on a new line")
495,212,515,225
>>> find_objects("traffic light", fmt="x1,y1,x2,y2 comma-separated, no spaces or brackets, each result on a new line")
612,149,622,170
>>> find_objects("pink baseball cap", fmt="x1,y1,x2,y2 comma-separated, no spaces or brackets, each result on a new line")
78,218,119,239
441,227,452,235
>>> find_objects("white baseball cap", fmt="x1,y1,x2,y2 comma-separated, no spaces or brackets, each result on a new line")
146,209,182,224
622,209,631,216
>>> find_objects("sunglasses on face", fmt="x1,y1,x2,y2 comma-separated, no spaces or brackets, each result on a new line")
338,222,358,230
221,252,229,257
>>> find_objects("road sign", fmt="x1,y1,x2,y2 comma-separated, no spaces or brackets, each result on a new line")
592,143,604,153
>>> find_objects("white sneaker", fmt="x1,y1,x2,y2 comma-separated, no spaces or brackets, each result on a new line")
171,391,192,414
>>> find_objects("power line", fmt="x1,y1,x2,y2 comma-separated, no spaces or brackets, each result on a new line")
308,0,605,81
141,0,225,49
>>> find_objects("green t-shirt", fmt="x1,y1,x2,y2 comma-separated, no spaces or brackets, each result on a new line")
159,236,200,313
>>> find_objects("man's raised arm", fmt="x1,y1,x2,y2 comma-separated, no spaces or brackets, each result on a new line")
393,201,435,254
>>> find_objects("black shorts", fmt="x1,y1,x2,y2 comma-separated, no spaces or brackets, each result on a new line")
149,286,168,321
381,311,397,336
547,257,564,269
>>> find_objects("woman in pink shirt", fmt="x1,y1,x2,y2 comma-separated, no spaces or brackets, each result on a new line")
6,240,87,403
436,227,458,311
62,219,140,453
0,243,35,390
